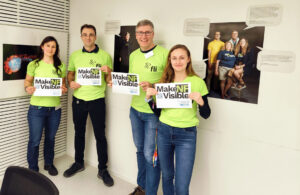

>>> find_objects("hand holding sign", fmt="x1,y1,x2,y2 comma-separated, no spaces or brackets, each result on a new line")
188,92,204,106
70,81,81,89
25,86,36,95
61,85,68,94
146,88,158,100
140,81,152,92
100,65,111,74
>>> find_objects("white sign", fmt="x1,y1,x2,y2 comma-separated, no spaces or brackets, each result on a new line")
193,60,207,79
183,18,210,38
257,49,295,73
245,4,283,29
111,72,140,95
155,83,192,108
77,67,101,85
105,20,121,34
34,77,62,96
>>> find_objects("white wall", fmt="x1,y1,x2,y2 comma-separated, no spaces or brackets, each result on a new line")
67,0,300,194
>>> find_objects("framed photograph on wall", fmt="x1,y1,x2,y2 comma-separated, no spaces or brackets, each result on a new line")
203,22,265,104
3,44,39,81
113,25,139,73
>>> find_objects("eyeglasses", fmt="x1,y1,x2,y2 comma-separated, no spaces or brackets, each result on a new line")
136,31,153,36
81,34,95,38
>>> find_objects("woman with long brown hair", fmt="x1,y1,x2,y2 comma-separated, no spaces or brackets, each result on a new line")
233,38,254,88
146,44,211,195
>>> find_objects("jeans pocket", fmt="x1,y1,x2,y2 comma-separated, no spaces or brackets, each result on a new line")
183,126,197,134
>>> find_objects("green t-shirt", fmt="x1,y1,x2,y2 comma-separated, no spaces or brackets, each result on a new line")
159,75,209,128
27,60,66,107
68,49,112,101
129,45,168,113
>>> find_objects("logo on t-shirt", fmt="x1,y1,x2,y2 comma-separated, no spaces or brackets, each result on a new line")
89,59,101,67
89,59,97,65
224,53,235,58
144,62,157,72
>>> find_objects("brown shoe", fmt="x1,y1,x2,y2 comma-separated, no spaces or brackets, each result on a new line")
129,186,145,195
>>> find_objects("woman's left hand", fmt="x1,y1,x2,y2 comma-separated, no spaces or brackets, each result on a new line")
189,92,204,106
100,65,112,74
61,85,68,94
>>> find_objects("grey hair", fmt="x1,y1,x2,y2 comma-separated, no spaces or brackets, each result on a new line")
136,19,154,31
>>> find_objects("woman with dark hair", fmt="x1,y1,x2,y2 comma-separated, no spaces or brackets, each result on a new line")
24,36,67,175
145,44,211,195
233,38,254,88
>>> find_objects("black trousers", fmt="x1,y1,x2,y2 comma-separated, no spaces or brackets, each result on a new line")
72,96,108,171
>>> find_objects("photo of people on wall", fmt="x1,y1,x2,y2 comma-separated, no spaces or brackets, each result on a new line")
114,26,139,73
203,22,265,104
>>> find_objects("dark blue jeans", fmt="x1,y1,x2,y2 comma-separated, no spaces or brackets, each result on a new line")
27,105,61,171
158,122,197,195
129,107,160,195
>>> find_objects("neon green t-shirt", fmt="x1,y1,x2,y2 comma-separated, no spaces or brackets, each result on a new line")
159,75,209,128
208,40,225,64
68,49,112,101
129,45,168,113
27,60,66,107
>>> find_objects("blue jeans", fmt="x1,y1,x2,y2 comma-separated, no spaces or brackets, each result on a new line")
130,107,160,195
158,122,197,195
27,105,61,171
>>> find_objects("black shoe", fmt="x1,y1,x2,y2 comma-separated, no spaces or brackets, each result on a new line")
97,169,114,187
63,162,84,178
129,186,145,195
44,164,58,176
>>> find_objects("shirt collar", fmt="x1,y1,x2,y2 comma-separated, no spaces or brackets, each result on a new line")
82,44,99,53
140,45,157,53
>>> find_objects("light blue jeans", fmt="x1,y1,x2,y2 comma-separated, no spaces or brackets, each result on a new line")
130,107,160,195
158,121,197,195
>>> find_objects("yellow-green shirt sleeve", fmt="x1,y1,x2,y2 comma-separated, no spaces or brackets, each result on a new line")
68,53,75,72
27,61,37,77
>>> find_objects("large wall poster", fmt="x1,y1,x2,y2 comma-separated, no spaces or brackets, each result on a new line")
203,22,265,104
0,25,68,99
3,44,39,81
113,26,139,73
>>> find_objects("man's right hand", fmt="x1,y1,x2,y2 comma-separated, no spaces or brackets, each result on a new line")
70,81,81,89
146,88,157,100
